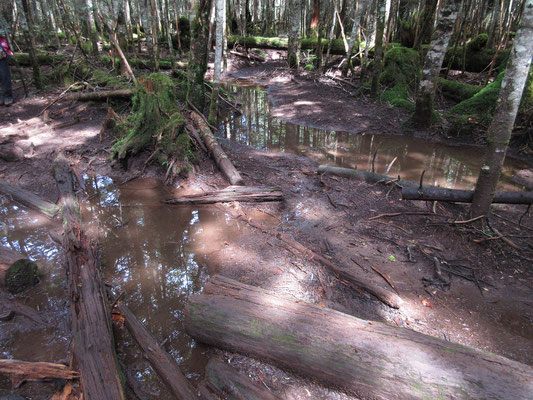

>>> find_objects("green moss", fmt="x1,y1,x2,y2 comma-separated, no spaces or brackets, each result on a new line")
5,259,39,294
304,64,315,71
466,33,488,52
443,46,509,73
437,78,483,102
382,84,415,112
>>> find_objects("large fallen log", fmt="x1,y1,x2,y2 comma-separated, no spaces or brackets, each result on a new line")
164,186,283,205
115,301,198,400
205,359,279,400
189,111,244,186
402,185,533,204
186,275,533,400
0,180,60,218
63,89,134,102
54,155,125,400
0,246,39,293
0,359,79,386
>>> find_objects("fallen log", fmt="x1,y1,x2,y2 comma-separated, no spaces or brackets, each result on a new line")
54,155,125,400
229,50,266,62
0,359,79,386
0,180,60,218
189,111,244,186
402,185,533,204
63,89,134,102
0,246,39,293
205,359,279,400
227,35,352,55
164,186,283,205
317,165,415,187
116,301,198,400
186,275,533,400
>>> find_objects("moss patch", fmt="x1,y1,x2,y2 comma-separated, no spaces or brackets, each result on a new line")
437,78,483,102
380,47,420,111
5,259,39,294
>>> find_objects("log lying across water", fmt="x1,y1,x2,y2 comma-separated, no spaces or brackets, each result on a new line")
164,186,283,205
186,275,533,400
189,111,245,186
54,155,125,400
0,359,79,385
0,180,60,218
116,301,197,400
402,185,533,204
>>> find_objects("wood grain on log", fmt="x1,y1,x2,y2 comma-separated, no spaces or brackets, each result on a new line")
186,275,533,400
164,186,283,205
0,359,79,384
0,180,60,218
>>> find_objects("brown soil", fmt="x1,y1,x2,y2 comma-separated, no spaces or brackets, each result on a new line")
1,55,533,399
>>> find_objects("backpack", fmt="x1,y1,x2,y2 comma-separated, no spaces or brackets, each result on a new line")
0,36,12,58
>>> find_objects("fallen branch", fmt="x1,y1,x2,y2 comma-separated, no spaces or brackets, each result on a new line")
164,186,283,205
403,185,533,205
0,359,79,386
0,180,60,218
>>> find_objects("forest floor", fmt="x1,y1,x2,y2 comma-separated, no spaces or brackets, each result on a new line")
1,53,533,399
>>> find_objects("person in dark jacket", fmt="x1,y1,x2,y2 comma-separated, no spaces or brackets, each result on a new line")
0,15,13,106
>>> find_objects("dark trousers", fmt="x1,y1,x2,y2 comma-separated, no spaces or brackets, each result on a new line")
0,57,12,99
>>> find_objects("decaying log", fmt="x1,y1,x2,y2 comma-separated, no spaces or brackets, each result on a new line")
186,275,533,400
0,180,60,218
164,186,283,205
205,359,279,400
0,359,79,386
0,246,39,293
63,89,134,102
54,155,125,400
402,185,533,204
116,301,198,400
189,111,244,186
229,50,266,62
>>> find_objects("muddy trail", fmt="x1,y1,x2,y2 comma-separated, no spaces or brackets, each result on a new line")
1,55,533,399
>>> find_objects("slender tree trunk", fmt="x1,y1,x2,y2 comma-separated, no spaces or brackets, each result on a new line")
149,0,160,71
342,1,364,77
370,0,386,96
411,0,460,128
86,0,99,56
208,0,225,125
287,0,302,69
487,0,502,47
413,0,438,50
20,0,43,90
471,0,533,217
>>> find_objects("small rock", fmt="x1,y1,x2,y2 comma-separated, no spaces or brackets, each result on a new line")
512,169,533,190
0,145,24,162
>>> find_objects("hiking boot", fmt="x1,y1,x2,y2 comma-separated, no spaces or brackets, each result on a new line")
3,95,12,106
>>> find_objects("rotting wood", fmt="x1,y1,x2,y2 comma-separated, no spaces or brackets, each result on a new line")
0,246,39,293
63,89,134,102
0,359,79,386
54,154,125,400
115,301,198,400
205,358,279,400
403,185,533,205
189,111,245,186
0,180,60,218
164,186,283,205
186,275,533,400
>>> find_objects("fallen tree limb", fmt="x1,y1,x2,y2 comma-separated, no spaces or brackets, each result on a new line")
63,89,134,102
0,359,79,386
189,111,244,186
205,358,279,400
0,289,45,325
115,301,198,400
0,180,60,218
229,50,266,62
186,275,533,400
164,186,283,205
0,246,39,293
54,155,125,400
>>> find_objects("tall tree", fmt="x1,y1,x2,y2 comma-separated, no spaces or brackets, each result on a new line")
370,0,386,96
208,0,226,125
413,0,439,50
20,0,43,90
342,0,365,77
411,0,460,128
471,0,533,218
287,0,302,69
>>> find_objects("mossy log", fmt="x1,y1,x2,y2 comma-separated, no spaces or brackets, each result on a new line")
0,246,39,294
402,185,533,204
116,301,197,400
64,89,134,101
164,186,282,205
128,58,187,70
186,275,533,400
227,35,352,55
443,46,509,73
189,111,244,186
54,155,125,400
11,53,66,67
0,359,79,386
0,180,60,218
437,78,483,102
204,359,279,400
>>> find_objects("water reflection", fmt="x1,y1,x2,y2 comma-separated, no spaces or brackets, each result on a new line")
221,84,525,190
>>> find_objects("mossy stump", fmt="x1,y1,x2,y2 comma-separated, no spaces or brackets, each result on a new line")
4,259,39,294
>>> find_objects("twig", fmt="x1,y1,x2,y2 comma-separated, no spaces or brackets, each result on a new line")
326,193,338,208
368,211,443,221
451,215,485,224
370,265,398,294
486,215,520,250
187,101,218,131
110,291,124,309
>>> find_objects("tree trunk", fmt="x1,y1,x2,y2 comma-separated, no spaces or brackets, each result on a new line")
20,0,43,89
186,275,533,400
85,0,99,56
402,185,533,204
208,0,226,125
116,302,198,399
341,1,364,77
54,155,125,400
164,185,283,204
370,0,385,96
413,0,438,50
0,180,60,218
0,359,79,386
287,0,302,69
471,0,533,217
411,0,460,128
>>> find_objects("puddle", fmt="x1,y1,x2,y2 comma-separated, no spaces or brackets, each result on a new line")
221,84,526,190
1,176,240,398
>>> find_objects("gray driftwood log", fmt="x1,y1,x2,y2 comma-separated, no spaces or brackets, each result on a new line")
164,186,283,205
186,275,533,400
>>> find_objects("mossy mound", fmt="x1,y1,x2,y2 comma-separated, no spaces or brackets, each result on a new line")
443,46,509,73
466,33,489,52
5,259,39,294
437,78,483,102
380,47,420,110
112,73,193,179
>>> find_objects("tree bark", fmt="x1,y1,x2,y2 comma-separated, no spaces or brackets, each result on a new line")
116,301,198,400
287,0,302,69
341,1,364,77
186,275,533,400
54,155,125,400
208,0,227,125
164,186,283,204
0,359,79,385
20,0,43,89
189,111,245,185
370,0,386,96
471,0,533,217
0,180,60,218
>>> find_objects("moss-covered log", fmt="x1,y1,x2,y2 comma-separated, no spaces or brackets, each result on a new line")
186,275,533,400
0,246,39,294
227,35,357,55
437,78,483,102
11,52,66,66
127,58,187,70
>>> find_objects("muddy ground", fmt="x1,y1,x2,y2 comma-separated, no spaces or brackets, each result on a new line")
1,53,533,399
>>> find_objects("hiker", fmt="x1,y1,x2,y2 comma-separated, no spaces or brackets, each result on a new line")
0,15,13,106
